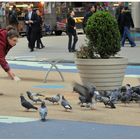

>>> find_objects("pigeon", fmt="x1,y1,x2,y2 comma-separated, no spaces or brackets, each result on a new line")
120,86,127,93
73,82,96,104
39,101,48,121
73,82,97,109
131,92,140,102
94,90,102,102
79,95,87,105
120,84,132,104
45,94,61,104
109,89,122,104
26,91,43,103
79,95,96,109
132,85,140,95
99,96,116,108
121,94,132,104
102,90,112,98
61,96,72,111
20,95,38,111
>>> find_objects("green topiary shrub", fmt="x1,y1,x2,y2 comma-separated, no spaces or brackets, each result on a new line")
77,11,121,59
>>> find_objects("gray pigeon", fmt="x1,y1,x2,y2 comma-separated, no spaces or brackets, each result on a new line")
100,96,116,108
94,90,102,102
26,91,43,103
61,96,72,111
39,102,48,121
132,85,140,95
45,94,61,104
20,95,38,111
120,84,132,104
79,95,87,105
73,82,96,104
109,89,122,103
131,92,140,102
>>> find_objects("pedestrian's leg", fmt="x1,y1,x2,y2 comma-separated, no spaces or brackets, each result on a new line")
27,28,31,49
120,27,124,39
15,23,19,32
125,27,136,47
36,34,40,49
68,33,72,52
39,38,45,48
72,34,78,51
30,31,37,52
121,27,127,47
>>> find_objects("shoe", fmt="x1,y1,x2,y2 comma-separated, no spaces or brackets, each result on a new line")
36,46,41,49
131,45,136,47
71,49,76,52
41,46,45,48
28,43,31,49
30,49,34,52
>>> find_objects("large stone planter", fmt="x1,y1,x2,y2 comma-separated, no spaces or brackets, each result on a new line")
75,57,128,91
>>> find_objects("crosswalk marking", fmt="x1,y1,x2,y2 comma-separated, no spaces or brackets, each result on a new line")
0,116,37,123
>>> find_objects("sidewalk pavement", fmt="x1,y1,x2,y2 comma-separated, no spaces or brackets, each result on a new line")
7,34,140,64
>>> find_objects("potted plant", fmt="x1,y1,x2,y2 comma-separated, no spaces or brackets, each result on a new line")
75,11,128,91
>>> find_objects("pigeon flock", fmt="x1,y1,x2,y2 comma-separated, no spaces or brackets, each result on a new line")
19,83,140,121
20,91,72,121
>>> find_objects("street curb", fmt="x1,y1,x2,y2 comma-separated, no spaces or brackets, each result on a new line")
7,59,140,65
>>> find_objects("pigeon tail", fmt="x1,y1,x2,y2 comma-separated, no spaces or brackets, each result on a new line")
33,106,38,110
109,101,116,108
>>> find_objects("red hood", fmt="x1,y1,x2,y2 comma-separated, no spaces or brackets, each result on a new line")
0,29,11,72
0,29,12,53
0,29,7,45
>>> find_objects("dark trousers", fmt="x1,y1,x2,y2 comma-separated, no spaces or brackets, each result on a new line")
36,38,44,48
27,27,37,50
26,27,31,48
68,32,78,51
36,31,44,48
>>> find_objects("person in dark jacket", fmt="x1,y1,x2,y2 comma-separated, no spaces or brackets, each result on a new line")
115,3,124,38
67,10,78,52
117,6,124,38
0,26,20,81
115,2,124,20
36,9,45,49
83,5,97,33
121,7,136,47
9,5,19,31
24,6,39,52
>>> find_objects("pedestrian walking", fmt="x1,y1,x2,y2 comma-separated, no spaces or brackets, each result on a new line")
67,10,78,52
82,5,97,33
117,6,124,38
121,7,136,47
24,5,39,52
0,25,20,81
115,2,124,20
36,9,45,49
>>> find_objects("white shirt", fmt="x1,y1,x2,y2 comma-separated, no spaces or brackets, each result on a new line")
28,11,32,20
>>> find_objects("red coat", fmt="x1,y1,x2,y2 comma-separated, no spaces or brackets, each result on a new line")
0,29,12,72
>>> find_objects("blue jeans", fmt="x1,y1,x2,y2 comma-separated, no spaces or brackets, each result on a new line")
121,26,136,47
